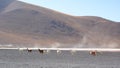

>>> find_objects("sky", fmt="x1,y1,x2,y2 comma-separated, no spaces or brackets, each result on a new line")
19,0,120,22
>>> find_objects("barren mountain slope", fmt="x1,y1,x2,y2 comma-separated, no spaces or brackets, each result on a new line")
0,0,16,13
0,0,120,48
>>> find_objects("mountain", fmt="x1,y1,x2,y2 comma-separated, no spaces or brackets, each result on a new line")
0,0,120,48
0,0,16,12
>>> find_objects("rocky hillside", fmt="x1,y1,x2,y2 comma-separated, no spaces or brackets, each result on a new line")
0,0,120,48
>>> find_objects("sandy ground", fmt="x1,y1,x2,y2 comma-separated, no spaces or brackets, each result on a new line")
0,49,120,68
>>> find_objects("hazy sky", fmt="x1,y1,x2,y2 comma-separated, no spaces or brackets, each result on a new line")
19,0,120,22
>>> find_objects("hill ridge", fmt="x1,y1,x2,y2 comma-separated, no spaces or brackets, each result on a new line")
0,0,120,48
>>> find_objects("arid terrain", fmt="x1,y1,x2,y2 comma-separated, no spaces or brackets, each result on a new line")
0,0,120,48
0,49,120,68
